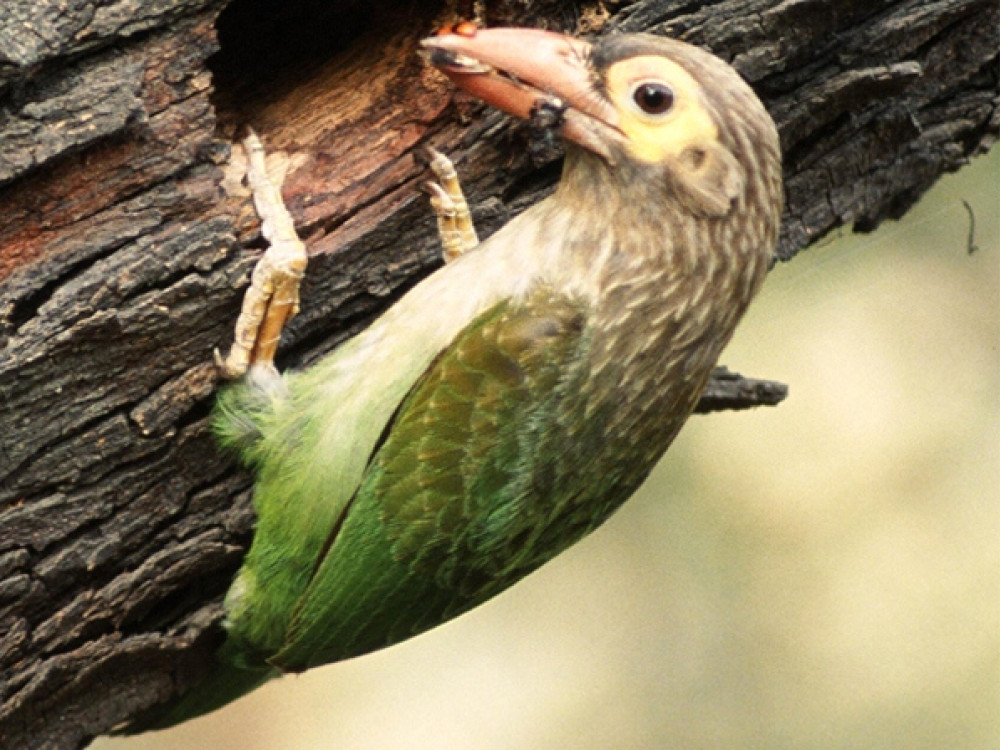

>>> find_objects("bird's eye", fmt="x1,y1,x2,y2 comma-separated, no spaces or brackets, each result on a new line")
631,82,675,116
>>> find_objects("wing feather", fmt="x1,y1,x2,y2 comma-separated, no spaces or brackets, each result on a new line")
271,288,593,669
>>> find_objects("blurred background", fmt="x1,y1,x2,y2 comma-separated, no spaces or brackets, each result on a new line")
96,149,999,750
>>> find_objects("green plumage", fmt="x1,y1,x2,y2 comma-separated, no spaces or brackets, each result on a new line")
221,289,597,671
276,291,593,667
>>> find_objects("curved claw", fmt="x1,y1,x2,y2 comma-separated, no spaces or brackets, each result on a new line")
420,147,478,262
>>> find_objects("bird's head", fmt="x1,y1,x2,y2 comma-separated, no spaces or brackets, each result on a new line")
422,27,782,222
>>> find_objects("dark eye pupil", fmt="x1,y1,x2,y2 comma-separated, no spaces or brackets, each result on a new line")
634,83,674,115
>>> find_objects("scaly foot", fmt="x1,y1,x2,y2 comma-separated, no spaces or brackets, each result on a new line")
423,147,478,262
216,130,308,379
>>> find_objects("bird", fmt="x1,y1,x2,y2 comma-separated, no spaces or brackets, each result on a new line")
126,24,783,731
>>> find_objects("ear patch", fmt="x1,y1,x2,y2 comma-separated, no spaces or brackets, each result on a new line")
604,56,746,217
671,141,745,217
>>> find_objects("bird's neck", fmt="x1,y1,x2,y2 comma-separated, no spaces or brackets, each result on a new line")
553,145,768,345
549,145,770,462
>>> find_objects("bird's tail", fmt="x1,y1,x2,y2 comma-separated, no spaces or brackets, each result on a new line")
113,647,279,735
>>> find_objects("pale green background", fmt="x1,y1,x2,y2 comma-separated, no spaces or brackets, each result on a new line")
97,149,999,750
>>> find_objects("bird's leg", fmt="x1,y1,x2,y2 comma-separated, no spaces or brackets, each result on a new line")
426,182,464,263
215,130,308,380
424,148,478,262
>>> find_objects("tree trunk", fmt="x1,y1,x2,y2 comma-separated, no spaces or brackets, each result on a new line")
0,0,995,746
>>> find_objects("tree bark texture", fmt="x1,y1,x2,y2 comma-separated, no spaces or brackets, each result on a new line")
0,0,996,746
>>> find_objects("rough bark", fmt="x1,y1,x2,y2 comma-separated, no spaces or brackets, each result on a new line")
0,0,995,746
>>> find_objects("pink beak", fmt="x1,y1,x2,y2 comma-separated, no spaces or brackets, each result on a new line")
421,27,623,160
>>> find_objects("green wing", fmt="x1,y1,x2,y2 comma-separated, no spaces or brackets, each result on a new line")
270,288,596,670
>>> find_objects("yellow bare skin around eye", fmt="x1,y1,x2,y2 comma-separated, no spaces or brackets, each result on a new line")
605,56,719,165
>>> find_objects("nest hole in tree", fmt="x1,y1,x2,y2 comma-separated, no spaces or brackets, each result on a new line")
209,0,443,131
204,0,467,240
